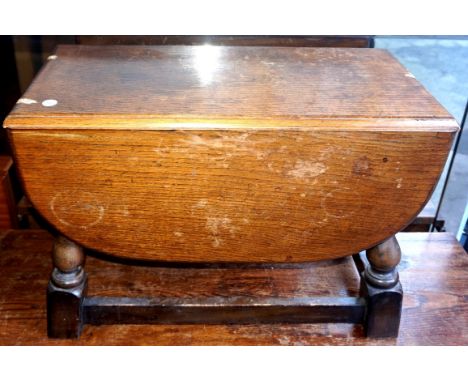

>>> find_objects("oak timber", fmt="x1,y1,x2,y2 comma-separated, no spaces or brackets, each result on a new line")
5,46,457,129
3,46,458,262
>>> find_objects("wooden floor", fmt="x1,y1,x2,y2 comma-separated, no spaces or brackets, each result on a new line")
0,230,467,345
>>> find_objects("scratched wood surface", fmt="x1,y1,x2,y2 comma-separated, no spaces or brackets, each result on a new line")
0,230,466,345
8,129,454,262
5,45,457,127
3,46,457,261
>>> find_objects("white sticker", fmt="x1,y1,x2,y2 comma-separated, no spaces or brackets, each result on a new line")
42,99,58,107
17,98,37,105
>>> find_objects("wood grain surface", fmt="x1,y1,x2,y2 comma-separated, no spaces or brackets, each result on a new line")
3,45,458,262
0,230,466,345
4,45,456,128
9,129,454,262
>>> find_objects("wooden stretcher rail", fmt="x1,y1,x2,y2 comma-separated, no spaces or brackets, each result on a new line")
82,296,366,325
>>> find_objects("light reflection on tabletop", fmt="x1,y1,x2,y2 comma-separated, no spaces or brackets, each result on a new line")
192,44,223,86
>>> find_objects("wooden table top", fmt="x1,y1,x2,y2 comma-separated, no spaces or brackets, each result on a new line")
5,45,456,131
0,230,466,345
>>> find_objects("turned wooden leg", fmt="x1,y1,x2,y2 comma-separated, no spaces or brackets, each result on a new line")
47,236,87,338
361,235,403,338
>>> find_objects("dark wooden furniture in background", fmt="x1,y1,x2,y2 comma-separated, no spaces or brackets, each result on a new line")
0,230,466,345
0,156,18,230
76,35,374,47
3,45,457,339
0,37,21,155
0,39,21,229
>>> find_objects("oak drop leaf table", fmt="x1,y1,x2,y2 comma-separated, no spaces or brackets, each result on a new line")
3,45,458,338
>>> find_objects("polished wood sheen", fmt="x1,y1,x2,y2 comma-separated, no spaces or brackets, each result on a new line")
4,46,458,262
5,46,457,125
